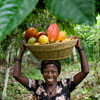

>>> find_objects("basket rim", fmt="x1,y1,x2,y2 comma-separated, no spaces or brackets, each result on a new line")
25,38,78,47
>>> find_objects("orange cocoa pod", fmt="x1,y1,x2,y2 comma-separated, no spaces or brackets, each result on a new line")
47,23,59,42
62,38,72,42
25,27,37,41
57,31,66,41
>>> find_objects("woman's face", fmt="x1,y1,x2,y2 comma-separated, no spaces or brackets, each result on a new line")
43,64,59,86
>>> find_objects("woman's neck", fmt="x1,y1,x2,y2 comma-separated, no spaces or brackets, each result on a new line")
46,81,57,89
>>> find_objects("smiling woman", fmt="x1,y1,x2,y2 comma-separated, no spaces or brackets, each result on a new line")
27,61,76,100
13,36,89,100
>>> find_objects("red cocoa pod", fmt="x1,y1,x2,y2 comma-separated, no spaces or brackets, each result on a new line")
25,27,37,41
47,23,59,42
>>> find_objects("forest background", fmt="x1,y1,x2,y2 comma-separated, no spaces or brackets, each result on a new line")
0,0,100,100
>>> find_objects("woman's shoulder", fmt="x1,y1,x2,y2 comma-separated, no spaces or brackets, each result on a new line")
31,79,44,85
59,77,74,87
28,78,44,89
58,78,69,86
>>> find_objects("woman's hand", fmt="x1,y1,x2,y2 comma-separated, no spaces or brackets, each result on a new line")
73,36,82,50
18,40,26,59
20,40,26,53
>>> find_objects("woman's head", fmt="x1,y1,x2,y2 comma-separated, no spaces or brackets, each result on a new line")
41,60,61,85
41,60,61,74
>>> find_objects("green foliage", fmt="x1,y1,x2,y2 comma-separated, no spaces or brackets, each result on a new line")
0,0,100,42
74,15,100,61
0,0,39,42
56,20,76,36
45,0,95,25
24,9,56,32
72,64,100,100
25,66,43,80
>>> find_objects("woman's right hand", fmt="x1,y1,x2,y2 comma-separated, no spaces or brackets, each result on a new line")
20,40,26,53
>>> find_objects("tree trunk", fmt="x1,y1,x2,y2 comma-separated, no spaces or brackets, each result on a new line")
2,67,10,100
2,44,12,100
72,47,78,63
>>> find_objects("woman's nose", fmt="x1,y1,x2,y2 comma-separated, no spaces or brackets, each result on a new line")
48,72,52,76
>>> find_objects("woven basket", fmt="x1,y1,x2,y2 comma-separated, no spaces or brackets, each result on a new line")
25,38,78,60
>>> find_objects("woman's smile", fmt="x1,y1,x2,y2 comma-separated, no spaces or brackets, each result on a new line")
47,79,53,82
46,79,54,85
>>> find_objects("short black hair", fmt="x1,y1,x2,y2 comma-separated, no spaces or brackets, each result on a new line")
41,60,61,74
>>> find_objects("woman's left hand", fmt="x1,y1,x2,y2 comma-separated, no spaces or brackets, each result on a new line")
73,36,82,50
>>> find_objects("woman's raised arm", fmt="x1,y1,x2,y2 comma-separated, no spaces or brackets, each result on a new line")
73,36,89,86
13,40,29,88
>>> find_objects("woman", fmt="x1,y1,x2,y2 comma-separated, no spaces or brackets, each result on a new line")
13,37,89,100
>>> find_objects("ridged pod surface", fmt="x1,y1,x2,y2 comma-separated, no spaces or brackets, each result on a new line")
47,23,59,42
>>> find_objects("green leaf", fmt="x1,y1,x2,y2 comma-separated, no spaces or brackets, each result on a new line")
0,0,39,42
45,0,96,25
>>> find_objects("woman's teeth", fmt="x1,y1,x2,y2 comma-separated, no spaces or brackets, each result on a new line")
47,79,53,81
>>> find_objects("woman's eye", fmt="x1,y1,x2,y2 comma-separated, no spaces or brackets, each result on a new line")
52,71,56,74
44,71,47,73
44,71,48,74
